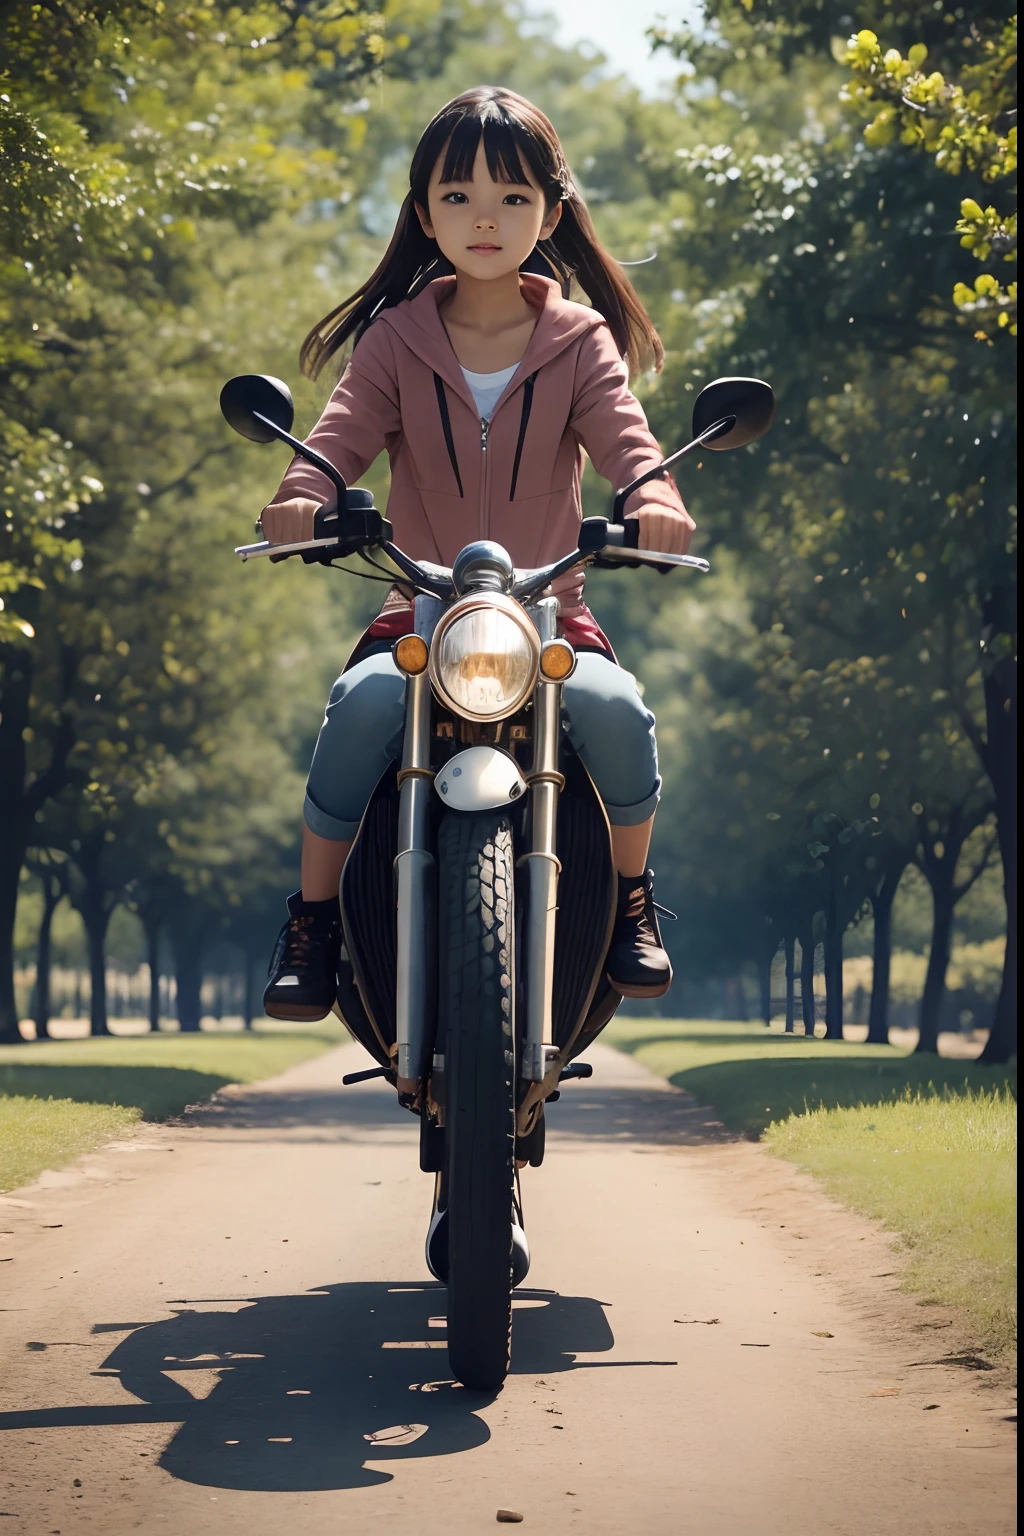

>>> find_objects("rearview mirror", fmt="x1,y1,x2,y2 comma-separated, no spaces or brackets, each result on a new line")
220,374,295,443
692,377,774,451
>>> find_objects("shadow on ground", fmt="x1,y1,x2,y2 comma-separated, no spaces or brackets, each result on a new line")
545,1081,737,1146
187,1084,417,1134
186,1067,735,1147
0,1281,632,1491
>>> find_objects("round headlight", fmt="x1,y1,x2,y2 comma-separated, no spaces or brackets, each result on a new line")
430,598,540,721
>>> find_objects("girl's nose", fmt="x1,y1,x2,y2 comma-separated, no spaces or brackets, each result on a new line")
473,212,498,230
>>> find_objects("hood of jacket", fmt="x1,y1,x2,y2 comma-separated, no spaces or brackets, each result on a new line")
377,272,606,419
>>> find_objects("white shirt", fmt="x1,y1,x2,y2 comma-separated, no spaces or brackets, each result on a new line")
461,362,520,422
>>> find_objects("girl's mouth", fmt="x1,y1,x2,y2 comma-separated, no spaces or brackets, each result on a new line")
468,243,501,254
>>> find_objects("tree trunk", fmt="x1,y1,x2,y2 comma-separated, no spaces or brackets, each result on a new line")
784,935,796,1033
867,861,905,1045
33,877,64,1041
916,882,955,1055
799,931,816,1037
81,897,114,1037
143,915,161,1033
0,634,77,1044
980,813,1016,1063
0,641,31,1045
822,882,844,1039
0,834,26,1044
171,917,205,1033
978,625,1017,1063
757,952,772,1027
242,949,257,1031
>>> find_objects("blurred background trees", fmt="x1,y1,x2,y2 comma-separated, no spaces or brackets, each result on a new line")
2,1,1015,1059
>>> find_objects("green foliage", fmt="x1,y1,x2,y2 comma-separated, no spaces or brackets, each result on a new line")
0,0,470,1037
844,15,1017,335
626,1,1015,1034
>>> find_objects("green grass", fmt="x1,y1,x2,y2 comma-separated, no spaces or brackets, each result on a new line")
0,1021,346,1194
604,1018,1017,1359
0,1097,142,1194
768,1088,1016,1356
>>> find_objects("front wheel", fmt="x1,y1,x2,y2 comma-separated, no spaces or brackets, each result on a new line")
439,810,516,1391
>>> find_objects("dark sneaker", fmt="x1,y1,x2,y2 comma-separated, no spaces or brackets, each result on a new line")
263,891,340,1021
605,869,674,998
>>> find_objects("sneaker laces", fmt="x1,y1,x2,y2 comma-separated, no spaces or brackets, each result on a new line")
281,914,320,971
622,883,657,945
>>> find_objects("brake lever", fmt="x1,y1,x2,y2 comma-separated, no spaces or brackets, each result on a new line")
579,518,710,574
235,507,394,564
235,534,340,561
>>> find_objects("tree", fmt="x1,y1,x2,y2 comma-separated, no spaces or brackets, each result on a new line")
0,0,471,1041
913,799,996,1052
23,849,70,1039
844,15,1017,337
636,0,1015,1048
863,841,913,1044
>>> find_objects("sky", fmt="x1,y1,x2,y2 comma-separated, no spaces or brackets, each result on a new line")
523,1,695,95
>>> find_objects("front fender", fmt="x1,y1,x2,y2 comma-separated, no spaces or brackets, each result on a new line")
434,746,527,813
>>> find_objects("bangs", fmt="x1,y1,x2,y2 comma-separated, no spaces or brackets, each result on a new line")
436,114,539,188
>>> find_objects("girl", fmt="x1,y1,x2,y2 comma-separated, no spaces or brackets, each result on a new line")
261,86,694,1021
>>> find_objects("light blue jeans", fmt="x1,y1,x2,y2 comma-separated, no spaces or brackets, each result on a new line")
304,650,661,841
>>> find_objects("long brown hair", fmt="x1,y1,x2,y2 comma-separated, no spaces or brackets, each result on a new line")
300,86,663,380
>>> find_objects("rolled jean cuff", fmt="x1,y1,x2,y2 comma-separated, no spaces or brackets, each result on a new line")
602,776,662,827
303,790,362,843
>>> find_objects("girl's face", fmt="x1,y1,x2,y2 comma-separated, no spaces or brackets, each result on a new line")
417,139,561,284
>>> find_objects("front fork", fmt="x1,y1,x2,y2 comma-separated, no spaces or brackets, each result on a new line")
521,598,562,1083
394,594,442,1091
393,593,562,1097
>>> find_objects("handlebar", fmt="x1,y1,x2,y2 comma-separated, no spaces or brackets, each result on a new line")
234,514,708,593
222,373,771,596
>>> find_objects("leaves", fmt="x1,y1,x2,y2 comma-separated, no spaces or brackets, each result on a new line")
843,16,1017,339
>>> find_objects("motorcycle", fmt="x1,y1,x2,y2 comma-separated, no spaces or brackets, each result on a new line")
220,369,773,1390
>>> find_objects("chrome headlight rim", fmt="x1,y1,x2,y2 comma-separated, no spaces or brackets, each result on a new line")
428,593,541,722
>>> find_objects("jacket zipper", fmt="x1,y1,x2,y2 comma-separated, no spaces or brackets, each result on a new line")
479,415,491,539
434,368,530,529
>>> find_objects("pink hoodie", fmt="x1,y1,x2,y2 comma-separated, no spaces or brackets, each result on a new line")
271,272,687,617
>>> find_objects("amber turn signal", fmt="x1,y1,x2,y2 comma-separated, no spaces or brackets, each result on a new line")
394,634,429,675
539,639,576,681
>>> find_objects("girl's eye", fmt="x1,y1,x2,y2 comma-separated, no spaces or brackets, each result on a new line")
503,194,528,205
441,192,469,204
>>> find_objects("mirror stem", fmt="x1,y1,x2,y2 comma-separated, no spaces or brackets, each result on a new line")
611,414,736,522
251,411,349,501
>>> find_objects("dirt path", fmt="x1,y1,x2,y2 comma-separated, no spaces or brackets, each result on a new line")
0,1041,1015,1535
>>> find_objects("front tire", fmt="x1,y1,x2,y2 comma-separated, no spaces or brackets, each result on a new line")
440,810,516,1392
